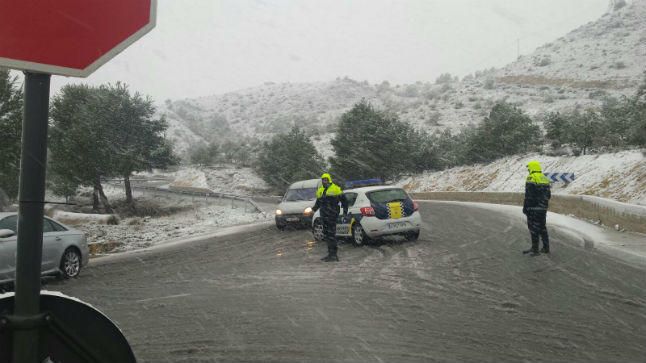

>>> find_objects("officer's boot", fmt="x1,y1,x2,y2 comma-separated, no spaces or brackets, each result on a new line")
322,254,339,262
322,244,339,262
523,235,540,256
540,229,550,253
522,248,540,256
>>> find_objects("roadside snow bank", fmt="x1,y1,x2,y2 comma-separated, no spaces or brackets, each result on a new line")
80,203,270,254
49,210,119,225
202,165,269,195
401,150,646,205
169,168,210,190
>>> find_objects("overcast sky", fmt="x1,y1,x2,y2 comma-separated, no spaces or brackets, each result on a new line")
49,0,610,102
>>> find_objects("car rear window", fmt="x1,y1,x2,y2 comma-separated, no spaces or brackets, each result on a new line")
367,189,409,204
284,187,317,201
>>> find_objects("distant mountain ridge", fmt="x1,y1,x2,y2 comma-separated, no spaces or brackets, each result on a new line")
162,0,646,158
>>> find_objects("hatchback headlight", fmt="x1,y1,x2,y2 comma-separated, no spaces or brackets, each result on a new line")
304,207,313,215
275,209,283,215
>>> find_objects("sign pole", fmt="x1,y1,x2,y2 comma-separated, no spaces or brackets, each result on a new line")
12,71,51,363
1,2,156,359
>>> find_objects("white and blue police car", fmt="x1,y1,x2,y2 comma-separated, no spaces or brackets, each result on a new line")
311,180,422,245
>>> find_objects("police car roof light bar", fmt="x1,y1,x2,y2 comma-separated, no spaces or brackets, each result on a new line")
345,178,384,188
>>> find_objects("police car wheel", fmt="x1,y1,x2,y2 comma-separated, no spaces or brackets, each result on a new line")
312,219,324,241
352,223,371,246
404,230,420,242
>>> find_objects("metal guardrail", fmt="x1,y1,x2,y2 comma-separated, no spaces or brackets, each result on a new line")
137,185,263,214
104,181,264,214
104,178,170,183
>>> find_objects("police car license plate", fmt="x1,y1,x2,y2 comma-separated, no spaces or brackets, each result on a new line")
287,217,299,222
388,222,407,229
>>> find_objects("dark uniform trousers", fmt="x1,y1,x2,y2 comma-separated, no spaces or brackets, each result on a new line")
322,214,338,256
527,210,549,251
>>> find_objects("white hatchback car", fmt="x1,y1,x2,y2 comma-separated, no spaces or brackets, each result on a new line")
312,186,422,245
275,179,321,229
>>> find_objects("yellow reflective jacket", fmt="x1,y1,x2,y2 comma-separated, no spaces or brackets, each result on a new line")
316,173,342,198
313,173,348,217
526,160,550,185
524,160,551,212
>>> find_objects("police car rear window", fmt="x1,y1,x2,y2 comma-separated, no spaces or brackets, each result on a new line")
344,192,358,207
367,189,409,204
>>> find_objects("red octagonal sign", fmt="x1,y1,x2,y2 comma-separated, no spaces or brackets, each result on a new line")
0,0,156,77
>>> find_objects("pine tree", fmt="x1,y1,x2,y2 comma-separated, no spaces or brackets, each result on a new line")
49,84,116,211
0,69,23,200
567,109,602,155
544,112,569,148
330,100,424,181
431,128,472,169
97,83,178,205
255,127,325,191
598,97,633,149
49,83,178,210
464,102,542,163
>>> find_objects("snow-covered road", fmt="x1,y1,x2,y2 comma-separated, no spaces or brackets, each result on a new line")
46,202,646,362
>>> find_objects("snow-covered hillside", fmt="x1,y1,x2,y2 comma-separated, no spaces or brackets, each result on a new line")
163,0,646,158
501,0,646,86
161,107,206,156
399,150,646,205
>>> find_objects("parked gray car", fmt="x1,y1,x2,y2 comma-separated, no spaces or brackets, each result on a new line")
0,212,89,284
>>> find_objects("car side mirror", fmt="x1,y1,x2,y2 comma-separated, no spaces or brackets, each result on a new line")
0,229,15,238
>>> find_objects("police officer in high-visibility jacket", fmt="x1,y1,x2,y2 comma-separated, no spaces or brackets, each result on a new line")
312,173,348,262
522,160,552,256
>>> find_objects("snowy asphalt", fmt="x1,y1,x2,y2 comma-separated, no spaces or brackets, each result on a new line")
47,202,646,362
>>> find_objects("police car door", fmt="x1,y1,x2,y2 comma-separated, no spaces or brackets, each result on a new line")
336,192,357,237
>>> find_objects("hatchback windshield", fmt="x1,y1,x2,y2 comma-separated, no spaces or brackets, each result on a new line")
284,188,317,201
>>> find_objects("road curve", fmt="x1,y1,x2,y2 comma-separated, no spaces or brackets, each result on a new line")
48,201,646,362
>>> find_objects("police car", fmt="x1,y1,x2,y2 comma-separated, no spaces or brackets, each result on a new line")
311,184,422,245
